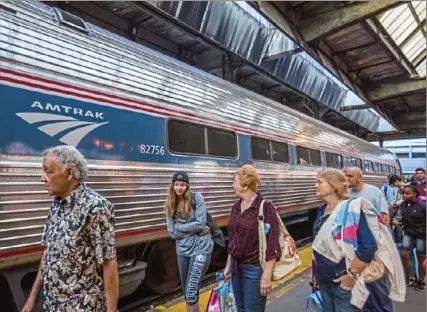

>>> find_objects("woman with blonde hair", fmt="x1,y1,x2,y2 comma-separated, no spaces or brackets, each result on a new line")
312,168,405,312
165,171,213,312
223,165,281,312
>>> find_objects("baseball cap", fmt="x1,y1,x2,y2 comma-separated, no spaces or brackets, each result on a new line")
172,171,190,183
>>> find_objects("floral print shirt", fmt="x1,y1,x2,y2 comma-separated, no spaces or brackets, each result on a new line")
41,184,116,312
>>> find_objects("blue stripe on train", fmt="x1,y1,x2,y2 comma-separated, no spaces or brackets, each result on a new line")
0,84,252,167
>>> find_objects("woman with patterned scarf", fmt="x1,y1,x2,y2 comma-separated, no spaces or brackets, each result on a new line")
312,168,405,312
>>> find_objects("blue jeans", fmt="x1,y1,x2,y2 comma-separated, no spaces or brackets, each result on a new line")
231,263,266,312
319,284,359,312
362,275,393,312
402,234,426,256
177,253,211,305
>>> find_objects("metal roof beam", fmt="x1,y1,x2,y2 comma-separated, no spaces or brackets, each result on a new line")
340,104,371,111
409,2,427,36
332,41,378,56
366,131,426,141
298,0,402,41
413,50,426,67
364,19,418,76
395,120,426,131
368,79,427,102
348,59,394,72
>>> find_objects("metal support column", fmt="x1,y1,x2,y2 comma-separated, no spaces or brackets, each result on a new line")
222,53,233,82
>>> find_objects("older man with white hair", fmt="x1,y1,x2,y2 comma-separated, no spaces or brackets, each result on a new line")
22,145,118,312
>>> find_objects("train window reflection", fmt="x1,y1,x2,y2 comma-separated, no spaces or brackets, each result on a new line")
271,141,289,163
207,128,237,158
350,157,362,169
310,149,321,166
168,120,205,155
168,120,237,158
251,137,289,163
364,160,374,172
296,146,310,165
297,146,321,166
326,152,343,168
251,137,271,161
385,165,390,174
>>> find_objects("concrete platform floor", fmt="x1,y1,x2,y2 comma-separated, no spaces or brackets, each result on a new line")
267,269,426,312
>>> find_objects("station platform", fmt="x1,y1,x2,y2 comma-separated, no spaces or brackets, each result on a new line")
267,268,426,312
155,246,426,312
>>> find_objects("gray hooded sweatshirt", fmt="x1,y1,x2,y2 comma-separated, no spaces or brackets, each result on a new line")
166,192,214,257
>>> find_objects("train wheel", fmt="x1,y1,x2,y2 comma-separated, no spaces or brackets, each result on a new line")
142,240,180,294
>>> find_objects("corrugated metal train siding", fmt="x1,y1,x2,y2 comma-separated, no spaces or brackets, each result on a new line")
0,159,326,261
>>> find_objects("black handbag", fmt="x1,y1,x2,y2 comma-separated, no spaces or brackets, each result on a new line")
191,193,226,251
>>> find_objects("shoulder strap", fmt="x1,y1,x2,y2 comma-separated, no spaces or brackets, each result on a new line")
383,185,388,197
191,192,197,211
258,200,266,221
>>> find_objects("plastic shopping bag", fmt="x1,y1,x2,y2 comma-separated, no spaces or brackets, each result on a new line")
206,289,221,312
217,280,237,312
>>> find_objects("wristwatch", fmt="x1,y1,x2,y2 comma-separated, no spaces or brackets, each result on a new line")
347,268,360,279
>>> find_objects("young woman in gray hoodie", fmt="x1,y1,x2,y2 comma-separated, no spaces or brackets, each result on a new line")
165,171,214,312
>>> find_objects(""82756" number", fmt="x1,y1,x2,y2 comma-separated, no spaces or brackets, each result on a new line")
139,144,165,155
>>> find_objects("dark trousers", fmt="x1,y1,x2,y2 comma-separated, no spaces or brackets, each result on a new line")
177,253,211,305
362,275,393,312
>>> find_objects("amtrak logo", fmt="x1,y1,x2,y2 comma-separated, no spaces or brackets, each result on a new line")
16,102,108,147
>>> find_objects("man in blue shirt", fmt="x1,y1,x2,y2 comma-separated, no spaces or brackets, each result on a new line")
382,175,404,207
345,167,390,225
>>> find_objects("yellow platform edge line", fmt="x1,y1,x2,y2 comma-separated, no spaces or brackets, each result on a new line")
158,246,313,312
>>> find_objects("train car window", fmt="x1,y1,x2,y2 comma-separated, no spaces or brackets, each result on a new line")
364,160,374,172
168,120,206,155
326,153,334,167
343,156,351,167
350,157,362,169
326,152,343,168
375,162,383,173
251,137,271,161
309,149,321,166
296,146,310,165
412,152,426,158
335,155,343,168
207,128,237,158
391,166,396,174
53,8,89,34
271,141,289,163
384,165,390,174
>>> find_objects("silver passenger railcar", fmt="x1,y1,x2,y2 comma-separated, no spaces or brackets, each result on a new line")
0,1,400,310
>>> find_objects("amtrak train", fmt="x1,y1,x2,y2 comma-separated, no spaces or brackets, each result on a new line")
0,1,400,310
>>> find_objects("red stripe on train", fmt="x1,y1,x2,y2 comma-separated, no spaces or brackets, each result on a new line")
1,68,207,124
0,216,231,259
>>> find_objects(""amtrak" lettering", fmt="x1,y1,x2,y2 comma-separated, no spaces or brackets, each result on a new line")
31,101,104,119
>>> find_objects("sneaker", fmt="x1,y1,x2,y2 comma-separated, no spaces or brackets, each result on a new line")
407,277,417,287
415,280,426,291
